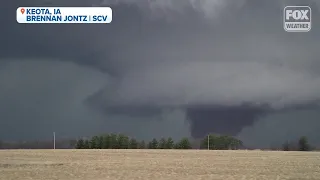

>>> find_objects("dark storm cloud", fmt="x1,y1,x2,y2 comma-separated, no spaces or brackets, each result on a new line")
0,0,320,146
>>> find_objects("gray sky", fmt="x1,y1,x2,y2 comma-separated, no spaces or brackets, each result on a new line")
0,0,319,147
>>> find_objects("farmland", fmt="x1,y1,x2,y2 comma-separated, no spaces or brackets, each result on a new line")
0,149,319,180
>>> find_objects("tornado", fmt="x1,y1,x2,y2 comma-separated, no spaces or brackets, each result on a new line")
186,104,269,138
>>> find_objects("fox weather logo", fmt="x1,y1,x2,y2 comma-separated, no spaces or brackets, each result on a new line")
283,6,311,32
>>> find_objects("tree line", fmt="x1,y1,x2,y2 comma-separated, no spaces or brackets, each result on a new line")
0,134,314,151
282,136,312,151
200,134,243,150
75,133,243,150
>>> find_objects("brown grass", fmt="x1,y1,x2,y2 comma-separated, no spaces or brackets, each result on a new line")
0,149,320,180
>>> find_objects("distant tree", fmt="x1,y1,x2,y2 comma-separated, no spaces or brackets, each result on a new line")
152,138,159,149
97,135,103,149
129,138,138,149
109,133,118,149
215,135,226,150
176,138,192,149
173,142,180,149
139,140,146,149
102,134,110,149
200,134,216,149
158,138,167,149
165,137,175,149
84,139,90,149
217,135,242,150
149,138,158,149
75,139,84,149
299,136,311,151
200,134,242,150
90,136,99,149
89,137,95,149
117,134,129,149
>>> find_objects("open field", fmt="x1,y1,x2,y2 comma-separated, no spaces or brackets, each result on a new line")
0,150,320,180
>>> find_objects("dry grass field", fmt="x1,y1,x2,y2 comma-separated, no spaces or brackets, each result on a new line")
0,149,320,180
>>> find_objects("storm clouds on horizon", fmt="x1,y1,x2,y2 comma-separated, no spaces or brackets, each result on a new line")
0,0,320,147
